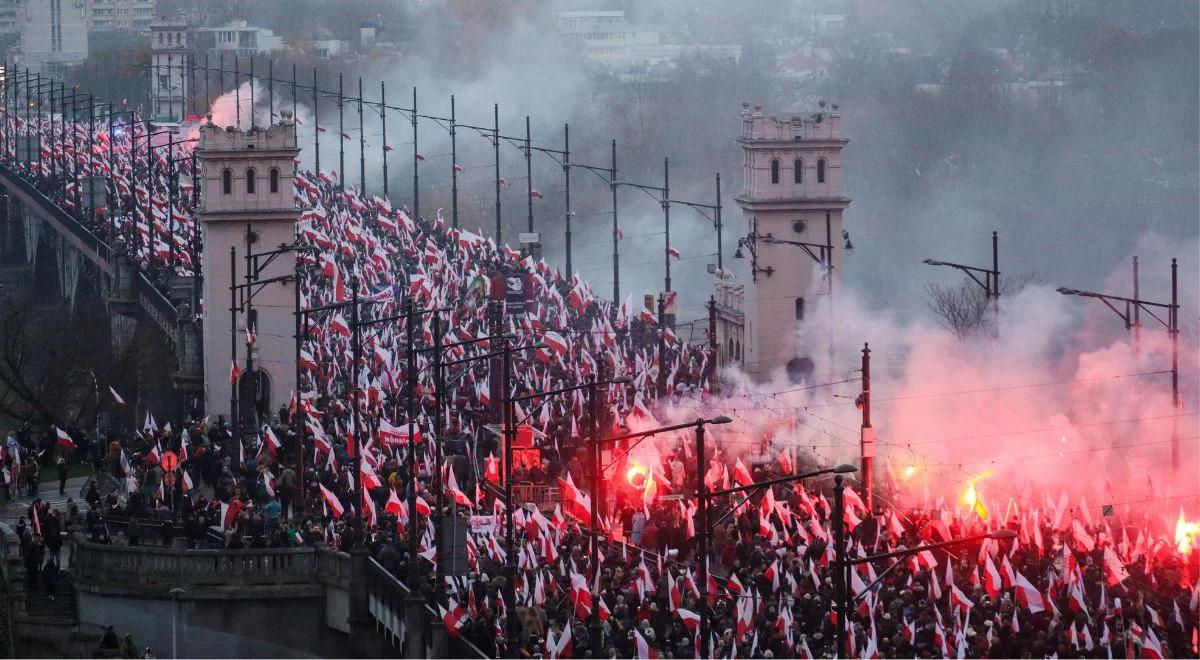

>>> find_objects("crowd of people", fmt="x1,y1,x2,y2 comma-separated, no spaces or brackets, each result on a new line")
2,101,1197,660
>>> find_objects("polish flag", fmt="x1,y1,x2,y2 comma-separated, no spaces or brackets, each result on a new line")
230,358,243,385
983,554,1002,599
54,427,77,451
1012,570,1047,614
634,629,657,659
1103,546,1130,586
668,247,680,259
452,163,462,173
569,571,593,618
732,458,754,487
546,625,572,660
383,144,394,152
949,584,974,615
440,598,467,636
220,500,244,530
415,153,426,161
677,608,701,630
777,451,793,475
319,484,346,518
109,386,126,406
385,489,404,516
530,189,544,199
543,331,569,355
262,426,282,457
415,495,432,517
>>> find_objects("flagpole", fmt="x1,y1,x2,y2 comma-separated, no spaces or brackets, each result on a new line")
229,246,239,443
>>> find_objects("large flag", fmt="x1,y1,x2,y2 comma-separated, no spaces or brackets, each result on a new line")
54,427,76,451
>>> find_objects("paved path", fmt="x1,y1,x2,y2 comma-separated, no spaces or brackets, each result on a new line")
0,475,91,526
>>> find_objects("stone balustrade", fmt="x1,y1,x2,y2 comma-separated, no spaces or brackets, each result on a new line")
72,539,349,593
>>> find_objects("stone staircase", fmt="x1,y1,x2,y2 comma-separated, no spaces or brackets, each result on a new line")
3,551,104,658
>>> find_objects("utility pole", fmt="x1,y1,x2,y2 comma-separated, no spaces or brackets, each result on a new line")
657,293,667,397
860,343,873,513
610,139,620,304
587,373,603,655
708,296,719,395
696,421,709,659
1170,258,1180,471
403,299,427,658
501,336,518,651
229,246,239,440
833,474,848,657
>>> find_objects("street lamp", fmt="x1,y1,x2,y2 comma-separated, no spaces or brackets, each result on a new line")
1057,257,1182,470
169,587,186,659
923,231,1001,332
831,471,1016,655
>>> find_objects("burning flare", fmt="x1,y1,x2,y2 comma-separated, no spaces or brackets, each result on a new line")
1175,509,1199,555
626,461,648,490
962,471,992,520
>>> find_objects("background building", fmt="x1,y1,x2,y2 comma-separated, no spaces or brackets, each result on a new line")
734,102,850,383
192,19,283,59
15,0,89,76
87,0,155,32
149,16,187,124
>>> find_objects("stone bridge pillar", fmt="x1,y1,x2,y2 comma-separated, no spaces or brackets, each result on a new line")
172,301,204,424
107,238,140,355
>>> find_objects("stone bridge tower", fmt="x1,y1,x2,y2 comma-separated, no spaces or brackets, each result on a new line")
735,102,850,382
199,114,299,425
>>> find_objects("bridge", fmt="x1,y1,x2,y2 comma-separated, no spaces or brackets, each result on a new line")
2,531,486,658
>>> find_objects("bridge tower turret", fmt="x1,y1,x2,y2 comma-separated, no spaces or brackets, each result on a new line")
198,113,299,427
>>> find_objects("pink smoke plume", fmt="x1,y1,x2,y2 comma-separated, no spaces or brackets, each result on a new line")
651,235,1197,530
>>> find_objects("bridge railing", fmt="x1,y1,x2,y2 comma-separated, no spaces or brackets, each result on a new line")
72,538,327,587
366,559,488,659
0,161,114,275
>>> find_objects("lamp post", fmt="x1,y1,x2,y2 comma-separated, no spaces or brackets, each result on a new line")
923,230,1001,332
508,372,630,651
169,587,186,659
831,476,1016,653
1057,257,1182,470
588,415,736,658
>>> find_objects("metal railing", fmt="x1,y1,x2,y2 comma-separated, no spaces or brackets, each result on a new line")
365,559,487,659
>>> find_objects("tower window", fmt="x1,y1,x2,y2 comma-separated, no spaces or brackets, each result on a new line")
221,169,232,195
793,158,804,184
795,297,806,320
246,168,257,194
269,167,280,193
817,158,827,183
770,159,780,184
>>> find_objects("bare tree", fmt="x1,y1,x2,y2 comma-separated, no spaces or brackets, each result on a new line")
0,301,119,429
925,274,1035,340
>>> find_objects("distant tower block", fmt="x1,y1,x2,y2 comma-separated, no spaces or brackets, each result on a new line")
735,102,850,382
149,17,191,125
199,114,300,422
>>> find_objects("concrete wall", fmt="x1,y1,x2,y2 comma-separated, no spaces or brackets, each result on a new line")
76,590,352,658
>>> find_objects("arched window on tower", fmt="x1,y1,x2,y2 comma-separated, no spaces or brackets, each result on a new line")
795,297,806,320
817,158,827,183
770,159,780,184
793,158,804,183
222,169,232,195
269,167,280,193
246,168,257,194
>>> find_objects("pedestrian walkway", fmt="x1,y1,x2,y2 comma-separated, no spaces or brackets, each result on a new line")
0,475,91,526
